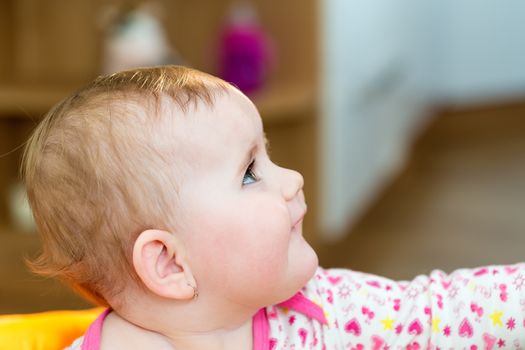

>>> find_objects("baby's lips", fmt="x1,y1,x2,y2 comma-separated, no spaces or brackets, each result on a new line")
291,205,307,228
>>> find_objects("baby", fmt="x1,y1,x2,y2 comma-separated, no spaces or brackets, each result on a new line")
23,65,525,349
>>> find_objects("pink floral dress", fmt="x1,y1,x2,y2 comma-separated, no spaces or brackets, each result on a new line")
68,264,525,349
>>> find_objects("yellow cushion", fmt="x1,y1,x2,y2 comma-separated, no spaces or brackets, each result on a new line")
0,308,104,350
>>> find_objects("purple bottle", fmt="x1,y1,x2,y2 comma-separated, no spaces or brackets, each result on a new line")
218,2,273,94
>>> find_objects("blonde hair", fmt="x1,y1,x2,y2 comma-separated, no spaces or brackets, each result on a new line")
22,66,231,306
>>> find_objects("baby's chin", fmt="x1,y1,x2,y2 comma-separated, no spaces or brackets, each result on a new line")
301,245,320,283
282,242,319,298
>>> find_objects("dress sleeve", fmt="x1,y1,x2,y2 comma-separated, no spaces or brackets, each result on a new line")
309,264,525,349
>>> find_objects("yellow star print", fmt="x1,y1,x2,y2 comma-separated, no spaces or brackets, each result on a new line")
489,311,503,327
381,317,395,330
432,317,441,333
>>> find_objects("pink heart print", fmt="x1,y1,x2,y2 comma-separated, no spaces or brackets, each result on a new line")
474,268,489,277
441,279,452,290
459,318,474,338
366,280,381,288
327,289,334,304
328,275,342,285
393,298,401,311
470,302,484,317
298,328,308,346
406,341,420,350
345,318,362,336
361,306,375,320
505,266,518,274
499,284,508,302
437,294,444,309
371,335,384,350
424,306,432,317
408,318,423,335
482,332,496,350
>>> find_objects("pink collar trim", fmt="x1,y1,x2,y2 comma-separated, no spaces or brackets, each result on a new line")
80,292,326,350
276,292,328,325
252,292,327,350
80,308,110,350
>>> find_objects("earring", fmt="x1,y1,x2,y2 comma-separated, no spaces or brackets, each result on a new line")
187,282,198,300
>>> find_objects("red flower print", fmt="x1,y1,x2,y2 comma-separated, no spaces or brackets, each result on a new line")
507,317,516,330
497,338,505,348
443,325,451,337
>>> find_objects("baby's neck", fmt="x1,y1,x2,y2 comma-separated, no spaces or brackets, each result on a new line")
101,310,254,350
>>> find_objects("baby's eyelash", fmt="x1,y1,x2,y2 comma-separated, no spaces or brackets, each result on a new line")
242,160,259,185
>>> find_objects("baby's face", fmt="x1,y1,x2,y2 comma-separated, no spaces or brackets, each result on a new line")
169,89,318,308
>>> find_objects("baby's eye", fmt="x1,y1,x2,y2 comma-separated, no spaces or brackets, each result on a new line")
242,160,259,185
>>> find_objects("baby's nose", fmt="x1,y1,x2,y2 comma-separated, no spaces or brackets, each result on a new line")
281,168,304,201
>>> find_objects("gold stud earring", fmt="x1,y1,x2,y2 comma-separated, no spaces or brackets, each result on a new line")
187,282,198,300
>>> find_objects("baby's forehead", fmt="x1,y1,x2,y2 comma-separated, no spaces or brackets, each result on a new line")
157,90,262,170
172,90,258,135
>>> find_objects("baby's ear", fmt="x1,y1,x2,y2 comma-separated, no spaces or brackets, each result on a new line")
132,229,196,300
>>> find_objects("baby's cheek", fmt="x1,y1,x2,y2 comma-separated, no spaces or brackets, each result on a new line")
188,196,292,302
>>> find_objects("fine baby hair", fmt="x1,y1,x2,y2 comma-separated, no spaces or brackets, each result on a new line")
22,66,525,349
22,66,232,306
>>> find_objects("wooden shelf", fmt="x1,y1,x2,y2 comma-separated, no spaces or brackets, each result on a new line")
0,85,75,118
252,84,316,123
0,83,316,122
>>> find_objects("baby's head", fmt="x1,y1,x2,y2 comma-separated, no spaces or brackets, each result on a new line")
22,66,318,314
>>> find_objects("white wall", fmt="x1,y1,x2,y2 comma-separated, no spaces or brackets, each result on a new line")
431,0,525,103
320,1,433,239
319,1,525,240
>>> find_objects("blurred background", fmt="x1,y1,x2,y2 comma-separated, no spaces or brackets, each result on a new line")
0,0,524,314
